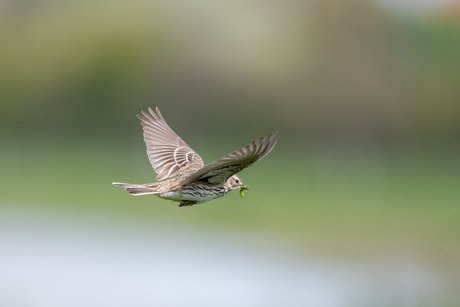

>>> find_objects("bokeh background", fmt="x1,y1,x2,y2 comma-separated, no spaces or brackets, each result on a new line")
1,0,460,306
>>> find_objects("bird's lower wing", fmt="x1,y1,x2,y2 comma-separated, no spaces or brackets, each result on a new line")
179,131,279,186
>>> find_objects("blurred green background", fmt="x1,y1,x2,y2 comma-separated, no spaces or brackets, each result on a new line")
1,0,460,306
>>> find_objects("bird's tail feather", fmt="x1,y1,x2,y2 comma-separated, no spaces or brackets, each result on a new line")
112,182,161,196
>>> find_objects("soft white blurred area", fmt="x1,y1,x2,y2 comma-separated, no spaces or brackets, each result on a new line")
0,209,450,307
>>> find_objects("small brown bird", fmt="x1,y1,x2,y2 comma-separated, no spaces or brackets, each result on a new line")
113,107,278,207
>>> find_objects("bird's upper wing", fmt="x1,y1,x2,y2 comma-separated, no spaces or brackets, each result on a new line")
137,107,204,181
180,131,279,186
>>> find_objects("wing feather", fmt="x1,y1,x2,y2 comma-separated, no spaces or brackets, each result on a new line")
180,131,279,185
137,107,204,181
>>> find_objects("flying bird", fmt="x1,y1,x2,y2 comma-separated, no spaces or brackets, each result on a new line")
113,107,279,207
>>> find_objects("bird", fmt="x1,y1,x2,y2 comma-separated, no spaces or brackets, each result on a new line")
113,107,279,207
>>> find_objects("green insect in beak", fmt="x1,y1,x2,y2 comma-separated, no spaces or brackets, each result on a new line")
239,185,249,197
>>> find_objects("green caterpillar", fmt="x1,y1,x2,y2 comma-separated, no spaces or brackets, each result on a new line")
239,185,249,197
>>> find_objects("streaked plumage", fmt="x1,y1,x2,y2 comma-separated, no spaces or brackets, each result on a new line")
113,107,279,207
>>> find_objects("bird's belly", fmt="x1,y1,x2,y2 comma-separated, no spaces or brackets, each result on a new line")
157,185,226,204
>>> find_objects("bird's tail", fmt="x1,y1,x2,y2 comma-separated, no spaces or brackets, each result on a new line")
112,182,161,196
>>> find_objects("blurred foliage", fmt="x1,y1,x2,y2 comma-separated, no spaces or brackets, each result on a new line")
1,0,460,143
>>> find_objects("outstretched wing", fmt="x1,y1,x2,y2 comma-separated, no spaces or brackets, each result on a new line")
137,107,204,181
180,131,279,186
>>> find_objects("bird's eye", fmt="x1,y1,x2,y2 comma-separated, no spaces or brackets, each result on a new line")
236,179,239,183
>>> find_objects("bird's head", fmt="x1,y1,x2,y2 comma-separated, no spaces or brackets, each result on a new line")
227,175,249,197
